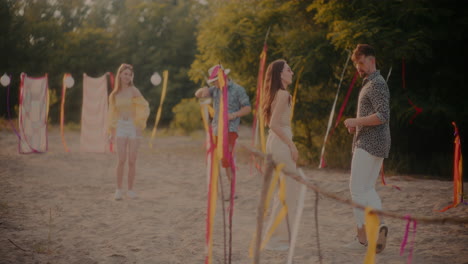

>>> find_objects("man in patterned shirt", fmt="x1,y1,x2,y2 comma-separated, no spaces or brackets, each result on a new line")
344,44,390,253
195,65,251,200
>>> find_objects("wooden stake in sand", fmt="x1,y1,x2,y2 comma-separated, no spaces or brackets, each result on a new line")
218,168,228,264
253,155,275,264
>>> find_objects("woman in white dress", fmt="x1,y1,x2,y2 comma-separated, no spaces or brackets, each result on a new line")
261,59,301,251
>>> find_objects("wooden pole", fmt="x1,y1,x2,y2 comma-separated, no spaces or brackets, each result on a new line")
253,155,275,264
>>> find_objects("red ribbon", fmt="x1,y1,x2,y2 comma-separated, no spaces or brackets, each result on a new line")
438,122,463,212
402,58,423,124
251,44,268,175
380,164,401,191
320,71,358,168
334,71,358,130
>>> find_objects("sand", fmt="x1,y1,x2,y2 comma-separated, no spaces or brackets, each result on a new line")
0,125,467,264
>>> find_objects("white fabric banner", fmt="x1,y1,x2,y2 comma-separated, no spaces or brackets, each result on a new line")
18,73,49,154
80,73,109,153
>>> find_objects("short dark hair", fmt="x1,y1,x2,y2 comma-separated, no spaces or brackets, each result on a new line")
352,44,375,61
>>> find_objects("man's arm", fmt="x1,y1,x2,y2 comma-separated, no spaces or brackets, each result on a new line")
344,113,383,129
344,80,389,130
195,86,210,98
228,105,251,120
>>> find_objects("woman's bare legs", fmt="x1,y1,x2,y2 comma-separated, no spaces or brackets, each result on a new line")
116,137,129,189
127,138,140,191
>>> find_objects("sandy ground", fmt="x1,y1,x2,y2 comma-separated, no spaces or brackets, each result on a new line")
0,125,467,264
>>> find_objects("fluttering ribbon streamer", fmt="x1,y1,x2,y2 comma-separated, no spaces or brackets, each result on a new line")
200,97,217,263
252,43,267,153
249,163,284,257
252,28,270,155
386,66,393,83
262,171,288,249
380,164,401,190
248,163,289,257
150,70,169,149
318,52,351,168
402,58,423,124
5,74,22,141
322,66,391,167
216,67,229,161
215,67,238,264
264,164,285,218
400,215,417,264
199,98,213,185
438,122,464,212
205,66,233,264
204,140,219,264
364,207,380,264
332,71,358,131
108,72,115,153
60,73,71,152
290,66,304,121
286,169,308,264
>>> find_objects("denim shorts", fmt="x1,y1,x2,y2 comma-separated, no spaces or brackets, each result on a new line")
116,119,138,139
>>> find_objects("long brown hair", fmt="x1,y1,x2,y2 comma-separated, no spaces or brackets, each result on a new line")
261,59,286,125
110,63,134,102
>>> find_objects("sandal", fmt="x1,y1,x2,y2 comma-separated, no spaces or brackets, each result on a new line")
376,224,388,254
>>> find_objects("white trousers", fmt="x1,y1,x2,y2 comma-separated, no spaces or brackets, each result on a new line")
350,148,384,228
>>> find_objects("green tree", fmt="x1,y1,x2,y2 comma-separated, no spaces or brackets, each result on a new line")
190,0,468,177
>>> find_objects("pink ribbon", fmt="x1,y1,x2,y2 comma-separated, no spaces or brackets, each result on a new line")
400,215,417,263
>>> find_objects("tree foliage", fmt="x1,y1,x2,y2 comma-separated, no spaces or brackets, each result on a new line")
1,0,201,125
190,0,468,177
1,0,467,177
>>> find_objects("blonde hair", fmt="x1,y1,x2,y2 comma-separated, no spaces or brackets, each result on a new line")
110,63,134,102
261,59,287,125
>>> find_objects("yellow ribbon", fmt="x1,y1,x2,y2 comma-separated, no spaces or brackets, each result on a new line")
150,70,168,148
290,66,304,121
45,74,50,123
60,73,70,152
249,163,287,257
205,149,220,264
258,51,267,154
261,172,288,250
216,68,226,160
264,163,285,218
364,207,380,264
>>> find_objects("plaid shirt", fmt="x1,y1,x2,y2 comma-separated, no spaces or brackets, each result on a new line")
209,80,250,133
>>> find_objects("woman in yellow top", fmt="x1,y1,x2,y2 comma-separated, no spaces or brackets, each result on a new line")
108,63,150,200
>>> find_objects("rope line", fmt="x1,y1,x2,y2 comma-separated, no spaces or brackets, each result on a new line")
241,143,468,225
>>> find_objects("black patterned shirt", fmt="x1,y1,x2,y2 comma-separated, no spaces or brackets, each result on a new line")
353,70,391,158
